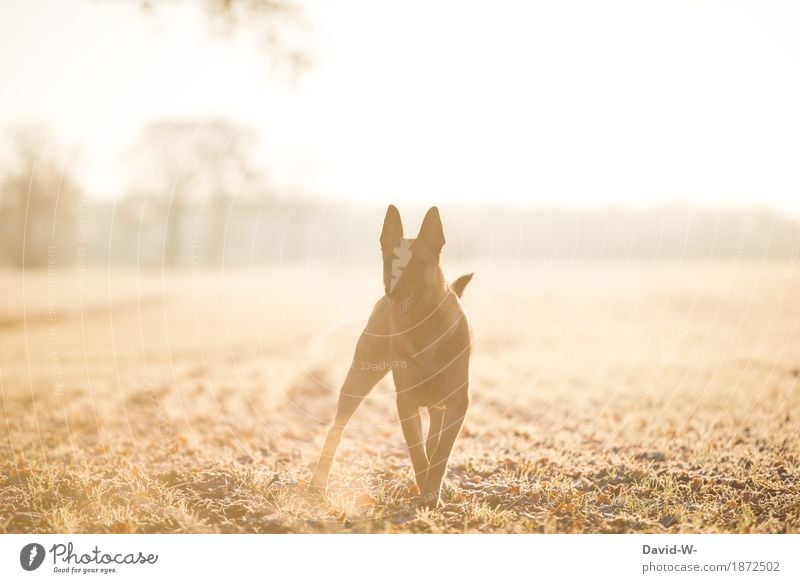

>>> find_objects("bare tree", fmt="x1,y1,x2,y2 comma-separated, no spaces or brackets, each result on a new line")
139,0,312,82
126,0,312,265
0,126,81,267
133,119,264,266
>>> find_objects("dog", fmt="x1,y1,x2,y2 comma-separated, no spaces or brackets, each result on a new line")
310,205,473,508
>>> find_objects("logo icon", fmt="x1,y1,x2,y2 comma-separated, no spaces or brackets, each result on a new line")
20,543,46,571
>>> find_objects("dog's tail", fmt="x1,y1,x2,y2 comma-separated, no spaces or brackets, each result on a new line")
451,273,474,298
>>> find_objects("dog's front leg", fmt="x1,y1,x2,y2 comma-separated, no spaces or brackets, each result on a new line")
310,333,388,493
396,394,429,492
425,406,445,462
421,395,468,508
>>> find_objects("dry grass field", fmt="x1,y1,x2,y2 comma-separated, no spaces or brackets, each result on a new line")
1,260,799,533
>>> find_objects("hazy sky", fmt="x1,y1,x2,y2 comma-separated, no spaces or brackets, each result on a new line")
1,0,800,214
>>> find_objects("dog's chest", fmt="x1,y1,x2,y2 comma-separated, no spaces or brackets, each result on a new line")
388,300,471,403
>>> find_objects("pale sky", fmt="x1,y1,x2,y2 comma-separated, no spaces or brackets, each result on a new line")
1,0,800,214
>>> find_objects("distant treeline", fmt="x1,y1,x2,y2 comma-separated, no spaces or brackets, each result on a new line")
2,123,798,267
2,197,799,267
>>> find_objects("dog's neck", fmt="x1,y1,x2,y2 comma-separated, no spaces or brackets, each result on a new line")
388,266,463,365
390,267,448,322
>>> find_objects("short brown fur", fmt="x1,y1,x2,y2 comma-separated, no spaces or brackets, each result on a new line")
310,205,473,508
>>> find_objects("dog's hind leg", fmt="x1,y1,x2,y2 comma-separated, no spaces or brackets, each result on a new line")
309,332,388,492
421,394,469,508
397,394,429,491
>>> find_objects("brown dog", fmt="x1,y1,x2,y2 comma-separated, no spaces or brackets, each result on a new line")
310,205,473,508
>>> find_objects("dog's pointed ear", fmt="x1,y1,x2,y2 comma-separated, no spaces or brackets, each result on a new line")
380,205,403,250
418,206,445,255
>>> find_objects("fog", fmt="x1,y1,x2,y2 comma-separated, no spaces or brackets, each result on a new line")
2,0,800,267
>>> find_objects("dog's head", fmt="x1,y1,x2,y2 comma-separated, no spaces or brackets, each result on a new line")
379,205,446,308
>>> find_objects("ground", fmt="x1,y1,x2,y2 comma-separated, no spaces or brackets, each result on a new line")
1,260,799,533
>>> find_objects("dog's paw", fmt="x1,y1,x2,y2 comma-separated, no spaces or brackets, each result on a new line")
440,479,457,501
418,490,442,510
307,480,327,497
